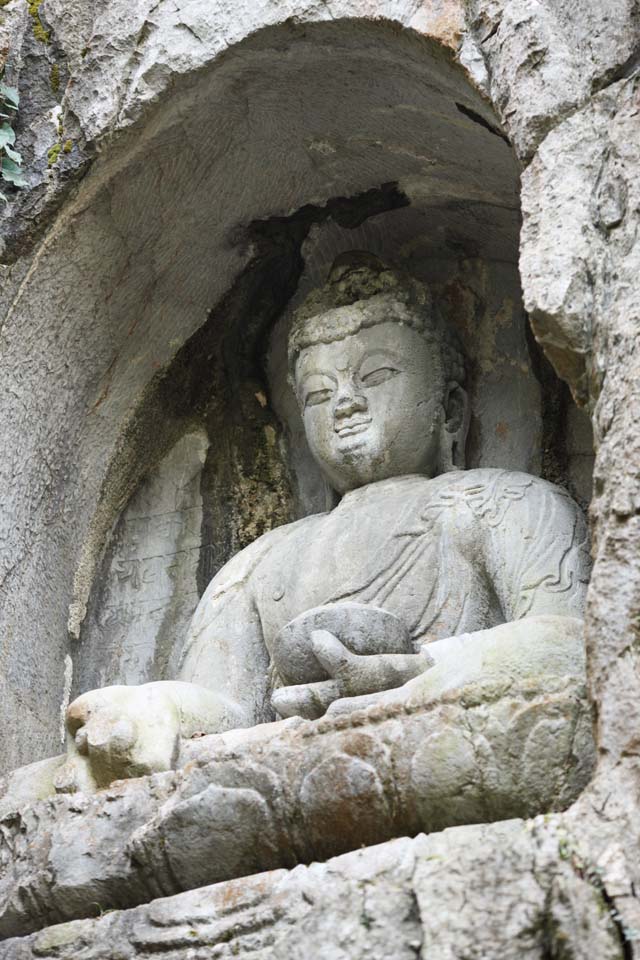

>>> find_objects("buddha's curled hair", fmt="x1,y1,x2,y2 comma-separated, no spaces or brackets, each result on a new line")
287,251,466,388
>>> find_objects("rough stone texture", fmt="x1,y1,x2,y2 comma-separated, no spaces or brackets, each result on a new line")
518,68,640,960
467,0,640,160
76,430,209,695
0,819,629,960
0,1,471,260
520,75,640,762
0,14,527,774
0,0,639,957
0,671,593,939
520,80,640,407
0,0,598,778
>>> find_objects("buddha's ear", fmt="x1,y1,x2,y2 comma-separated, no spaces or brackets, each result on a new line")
440,382,470,472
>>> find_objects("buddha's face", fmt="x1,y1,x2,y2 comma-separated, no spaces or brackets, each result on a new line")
295,320,447,494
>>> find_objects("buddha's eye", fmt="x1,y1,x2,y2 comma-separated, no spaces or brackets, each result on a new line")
360,366,400,387
304,388,332,408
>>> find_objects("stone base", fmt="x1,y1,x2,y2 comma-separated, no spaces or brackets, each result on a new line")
0,818,626,959
0,674,594,940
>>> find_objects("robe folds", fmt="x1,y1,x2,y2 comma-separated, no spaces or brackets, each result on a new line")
180,470,591,724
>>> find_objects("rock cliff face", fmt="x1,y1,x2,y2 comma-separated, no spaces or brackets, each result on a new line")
1,1,639,956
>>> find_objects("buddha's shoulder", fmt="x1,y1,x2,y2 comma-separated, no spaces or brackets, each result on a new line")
431,467,568,495
420,468,580,528
203,511,330,599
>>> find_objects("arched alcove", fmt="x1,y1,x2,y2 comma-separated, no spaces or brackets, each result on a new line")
0,18,593,771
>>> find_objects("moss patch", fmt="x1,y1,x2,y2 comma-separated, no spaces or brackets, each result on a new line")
47,142,61,166
50,63,59,92
62,138,72,153
26,0,50,43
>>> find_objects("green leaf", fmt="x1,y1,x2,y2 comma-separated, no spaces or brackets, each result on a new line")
0,82,19,108
4,143,21,163
0,190,8,204
0,122,15,148
1,155,27,186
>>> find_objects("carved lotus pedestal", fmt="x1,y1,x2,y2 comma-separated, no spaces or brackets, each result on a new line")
0,668,596,957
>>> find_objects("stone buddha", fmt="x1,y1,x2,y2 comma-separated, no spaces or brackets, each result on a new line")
58,252,591,794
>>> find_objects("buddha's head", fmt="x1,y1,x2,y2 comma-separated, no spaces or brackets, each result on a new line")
288,251,469,495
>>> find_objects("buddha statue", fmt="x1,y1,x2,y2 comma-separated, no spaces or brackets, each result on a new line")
55,252,591,794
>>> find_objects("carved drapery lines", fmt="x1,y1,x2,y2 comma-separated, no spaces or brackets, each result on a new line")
420,470,533,528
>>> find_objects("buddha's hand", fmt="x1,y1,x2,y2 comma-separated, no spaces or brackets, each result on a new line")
271,630,433,720
55,684,181,793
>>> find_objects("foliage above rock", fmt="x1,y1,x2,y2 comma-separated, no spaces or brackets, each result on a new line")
0,78,26,201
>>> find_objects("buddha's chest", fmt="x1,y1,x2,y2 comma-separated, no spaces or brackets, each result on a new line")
253,483,502,652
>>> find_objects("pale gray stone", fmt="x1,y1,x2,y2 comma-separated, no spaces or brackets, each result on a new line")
1,3,639,959
267,213,545,519
519,71,640,951
77,430,209,692
466,0,640,159
521,76,640,409
48,260,592,794
273,603,416,686
0,666,593,939
0,18,525,774
0,260,595,952
0,819,627,960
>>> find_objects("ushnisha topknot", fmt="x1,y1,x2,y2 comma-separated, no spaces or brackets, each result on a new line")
287,251,465,388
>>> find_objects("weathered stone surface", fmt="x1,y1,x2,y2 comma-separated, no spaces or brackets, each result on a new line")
3,0,635,222
467,0,640,160
520,76,640,770
518,71,640,948
268,213,550,503
0,672,593,939
0,0,471,258
0,16,523,775
521,76,640,407
0,818,628,959
1,2,639,958
51,259,591,795
76,430,209,693
0,0,607,782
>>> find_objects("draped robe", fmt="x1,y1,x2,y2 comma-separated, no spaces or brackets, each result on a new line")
179,469,591,727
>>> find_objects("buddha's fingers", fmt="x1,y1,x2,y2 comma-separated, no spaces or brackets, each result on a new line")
312,629,430,698
326,688,391,716
53,753,97,795
271,679,340,720
66,689,107,734
311,630,355,675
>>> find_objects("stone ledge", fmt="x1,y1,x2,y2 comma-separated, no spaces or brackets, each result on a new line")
0,675,593,940
0,818,625,959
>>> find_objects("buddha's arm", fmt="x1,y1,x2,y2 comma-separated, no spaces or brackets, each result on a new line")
316,613,586,718
410,475,592,693
58,536,276,792
484,473,591,624
175,571,272,727
275,475,592,719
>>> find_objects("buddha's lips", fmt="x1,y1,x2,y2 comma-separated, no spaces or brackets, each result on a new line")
335,418,372,438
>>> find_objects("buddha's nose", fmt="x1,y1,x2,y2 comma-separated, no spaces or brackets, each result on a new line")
334,387,367,419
